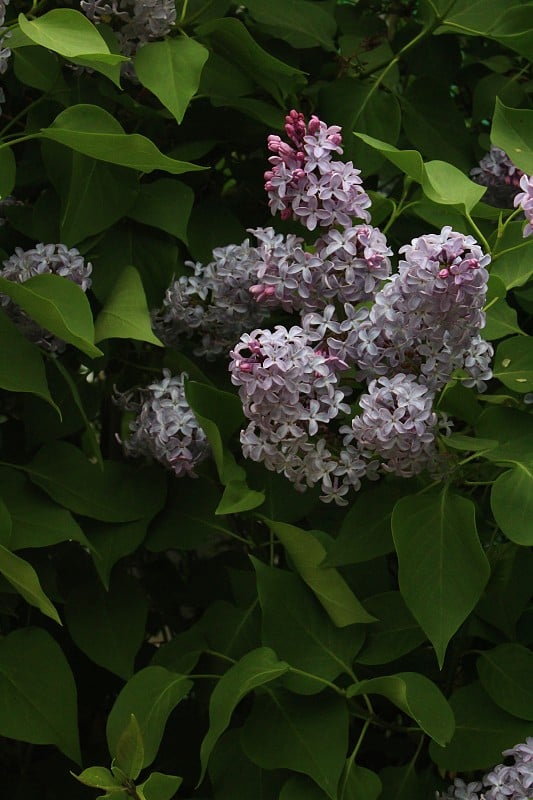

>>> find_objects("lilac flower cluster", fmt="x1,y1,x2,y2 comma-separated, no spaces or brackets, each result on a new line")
439,738,533,800
117,370,209,477
227,113,494,502
514,174,533,238
80,0,176,68
0,243,92,352
264,109,371,230
0,0,11,114
470,146,524,208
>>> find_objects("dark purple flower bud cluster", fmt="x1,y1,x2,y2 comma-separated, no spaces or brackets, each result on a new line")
514,173,533,238
117,370,209,477
80,0,175,71
264,110,371,231
0,243,92,352
226,114,494,503
470,146,524,208
439,738,533,800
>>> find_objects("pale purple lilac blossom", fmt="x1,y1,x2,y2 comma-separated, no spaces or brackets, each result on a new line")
118,370,209,478
0,0,11,114
514,174,533,238
0,243,92,352
264,110,371,231
438,738,533,800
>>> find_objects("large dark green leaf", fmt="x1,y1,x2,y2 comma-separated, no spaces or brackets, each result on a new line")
0,309,57,410
244,0,337,50
0,628,80,763
107,667,192,769
209,729,284,800
134,37,209,124
242,689,348,800
199,647,289,782
492,99,533,173
429,681,532,770
491,463,533,545
493,335,533,393
26,441,166,523
253,559,364,693
478,643,533,720
197,599,261,660
128,179,194,243
355,592,426,666
0,545,61,624
392,489,490,667
476,543,533,637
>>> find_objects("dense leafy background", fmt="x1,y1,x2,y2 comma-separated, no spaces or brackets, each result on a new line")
0,0,532,798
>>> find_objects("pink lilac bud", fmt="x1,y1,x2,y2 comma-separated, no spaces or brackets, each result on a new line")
117,370,209,477
264,110,371,231
0,243,92,352
513,173,533,237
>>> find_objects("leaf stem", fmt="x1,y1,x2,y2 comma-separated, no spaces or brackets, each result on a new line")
465,210,491,253
0,133,39,152
286,666,346,696
339,718,372,800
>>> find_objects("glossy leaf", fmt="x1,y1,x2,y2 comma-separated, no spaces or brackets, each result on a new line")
392,489,490,666
252,559,364,693
40,105,205,174
348,672,455,745
478,643,533,720
94,265,163,346
74,767,123,790
0,628,80,763
264,520,376,626
17,9,118,58
0,545,61,624
242,689,348,800
107,667,192,769
134,37,209,124
199,647,289,781
0,274,101,358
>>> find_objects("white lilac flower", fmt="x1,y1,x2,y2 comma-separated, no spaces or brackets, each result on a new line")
264,110,371,231
437,738,533,800
0,243,92,352
514,174,533,238
118,370,209,477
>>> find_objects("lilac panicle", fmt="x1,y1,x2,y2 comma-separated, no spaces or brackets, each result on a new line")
514,173,533,238
117,370,209,477
0,0,11,114
264,110,371,231
0,243,92,352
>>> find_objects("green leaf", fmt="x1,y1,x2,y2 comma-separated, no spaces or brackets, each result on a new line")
264,520,377,626
209,729,284,800
151,629,207,675
476,543,533,637
65,571,148,679
87,518,148,590
355,591,426,666
0,274,102,358
429,681,532,771
280,775,330,799
484,276,523,340
348,672,455,745
13,46,62,91
491,99,533,174
27,441,166,523
40,105,206,174
353,133,485,213
107,667,192,769
197,599,261,660
73,767,123,790
340,764,382,800
94,266,162,346
128,179,194,242
137,772,183,800
252,559,364,693
0,146,16,198
491,462,533,546
242,689,349,800
185,381,244,444
392,489,490,667
493,335,533,393
116,714,145,780
17,9,116,57
0,309,57,410
216,481,265,515
491,225,533,289
0,545,61,624
0,627,81,763
323,481,408,566
379,765,434,800
134,37,209,124
243,0,337,50
0,496,11,548
443,433,497,452
199,647,289,782
195,17,306,106
478,643,533,720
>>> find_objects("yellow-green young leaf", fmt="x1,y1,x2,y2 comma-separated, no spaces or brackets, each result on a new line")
137,772,182,800
264,519,376,626
0,309,58,412
0,274,102,358
0,545,61,624
347,672,455,746
199,647,290,783
215,481,265,515
73,767,124,790
94,266,163,346
18,9,113,57
0,628,81,763
116,715,144,780
134,38,209,124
